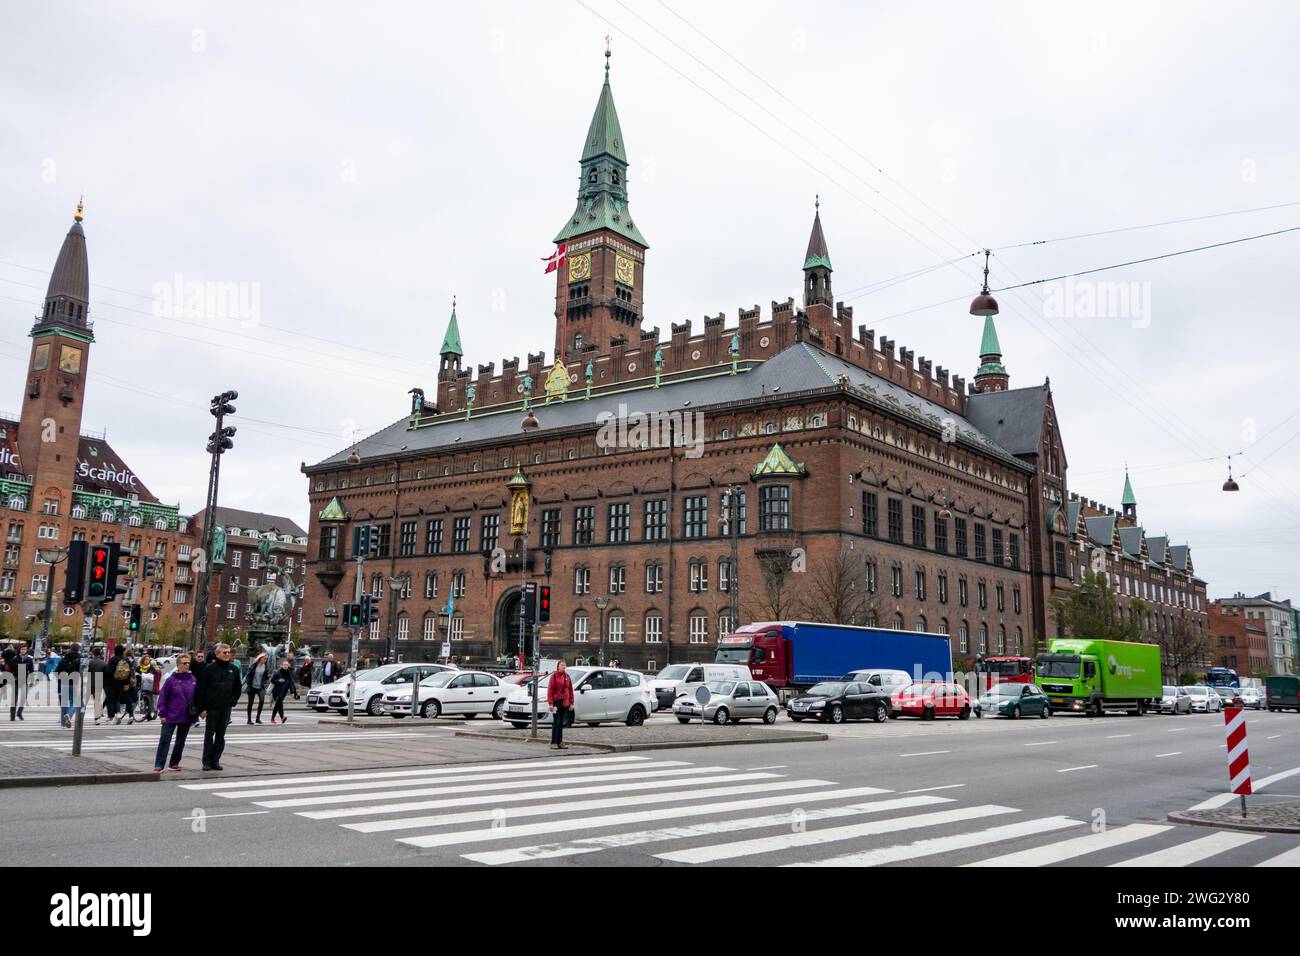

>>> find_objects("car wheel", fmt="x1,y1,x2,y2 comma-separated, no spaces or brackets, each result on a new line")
958,705,971,721
921,705,935,721
366,695,384,717
764,706,779,724
1010,705,1021,720
492,699,505,719
874,702,890,723
677,717,692,724
712,707,730,725
1040,705,1051,719
828,705,845,724
626,705,645,727
789,714,804,722
421,699,441,719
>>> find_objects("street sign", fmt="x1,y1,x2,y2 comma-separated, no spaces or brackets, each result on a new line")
1224,706,1251,796
695,684,711,727
440,642,451,659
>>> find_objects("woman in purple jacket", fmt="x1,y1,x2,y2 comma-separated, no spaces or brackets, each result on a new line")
154,653,198,772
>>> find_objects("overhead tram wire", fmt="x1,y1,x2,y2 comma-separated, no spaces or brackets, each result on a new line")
991,200,1300,250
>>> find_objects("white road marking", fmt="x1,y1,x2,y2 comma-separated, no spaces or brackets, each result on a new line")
788,816,1080,867
903,784,966,794
1256,845,1300,867
898,750,950,757
1057,765,1098,773
1111,831,1262,867
1190,766,1300,811
1106,734,1132,739
180,810,271,821
1267,735,1281,740
391,780,865,847
746,765,787,771
1023,741,1056,747
462,795,954,865
656,805,1019,864
1166,728,1185,733
1155,752,1182,758
966,823,1170,867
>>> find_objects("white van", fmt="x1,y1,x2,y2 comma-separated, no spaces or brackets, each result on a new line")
651,663,751,711
841,668,915,694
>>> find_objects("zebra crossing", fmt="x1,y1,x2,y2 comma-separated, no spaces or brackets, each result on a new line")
181,754,1300,866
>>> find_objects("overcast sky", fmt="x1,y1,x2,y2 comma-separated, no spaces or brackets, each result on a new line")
2,1,1297,599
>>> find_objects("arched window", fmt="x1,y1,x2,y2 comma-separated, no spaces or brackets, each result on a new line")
71,504,86,519
688,611,708,644
397,613,410,641
644,611,662,644
959,621,969,653
424,572,437,600
893,613,904,630
100,510,114,522
572,611,589,643
997,625,1006,654
128,513,142,527
1014,626,1023,653
422,613,437,641
607,611,625,644
938,617,949,635
978,624,989,653
155,518,167,531
916,615,927,632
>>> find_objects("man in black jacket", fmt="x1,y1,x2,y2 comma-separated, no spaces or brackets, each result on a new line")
195,643,241,771
9,643,35,720
320,653,341,684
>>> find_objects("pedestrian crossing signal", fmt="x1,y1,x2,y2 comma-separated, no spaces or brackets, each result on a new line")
64,540,88,603
361,594,380,624
538,584,551,623
128,603,142,632
343,603,362,628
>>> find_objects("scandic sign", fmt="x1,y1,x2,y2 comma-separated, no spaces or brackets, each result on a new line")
77,460,139,488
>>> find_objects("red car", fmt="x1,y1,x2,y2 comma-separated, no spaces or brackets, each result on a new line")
891,682,972,720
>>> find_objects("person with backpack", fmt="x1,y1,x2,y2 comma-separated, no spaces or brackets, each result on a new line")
137,655,162,721
88,649,108,725
55,648,81,728
269,657,294,724
105,645,134,724
195,643,241,771
153,652,197,772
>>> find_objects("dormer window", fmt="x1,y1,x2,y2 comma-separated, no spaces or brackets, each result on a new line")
612,170,620,185
588,169,598,184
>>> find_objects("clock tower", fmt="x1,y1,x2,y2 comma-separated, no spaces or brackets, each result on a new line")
17,200,93,500
553,46,648,360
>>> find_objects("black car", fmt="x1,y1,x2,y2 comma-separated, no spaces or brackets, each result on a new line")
786,681,892,723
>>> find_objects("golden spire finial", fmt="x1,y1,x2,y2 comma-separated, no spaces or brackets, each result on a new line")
74,195,84,223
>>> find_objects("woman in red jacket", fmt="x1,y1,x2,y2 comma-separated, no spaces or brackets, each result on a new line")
549,661,575,750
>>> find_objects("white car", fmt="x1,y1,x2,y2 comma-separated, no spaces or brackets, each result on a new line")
649,663,750,711
502,666,651,728
1184,685,1223,713
841,668,915,694
323,663,457,716
380,670,509,720
1240,687,1265,710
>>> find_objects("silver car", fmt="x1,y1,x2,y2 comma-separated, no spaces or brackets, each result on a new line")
1240,687,1265,710
1157,685,1191,714
1184,685,1223,713
672,680,780,725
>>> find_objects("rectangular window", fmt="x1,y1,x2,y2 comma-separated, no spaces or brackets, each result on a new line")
1014,587,1021,614
645,614,662,643
397,616,410,641
574,506,595,545
318,526,338,560
374,523,392,558
425,519,444,555
1054,541,1068,578
912,505,927,548
1008,533,1020,569
399,521,417,557
450,616,464,641
891,566,902,597
31,574,48,594
643,499,667,541
607,503,630,543
541,509,561,549
573,615,589,643
452,517,471,553
862,492,878,538
718,560,732,594
689,615,708,644
425,573,437,600
915,569,926,600
608,564,626,594
607,615,625,644
974,524,987,561
937,572,948,604
996,583,1005,612
451,572,466,599
645,563,663,593
422,616,437,641
684,496,709,539
758,485,791,531
959,577,968,607
865,562,877,594
479,514,500,553
6,523,22,543
934,515,948,554
954,519,968,558
228,576,238,593
690,561,709,592
992,529,1004,566
574,566,590,595
720,490,748,535
226,603,236,620
978,580,987,610
887,499,903,543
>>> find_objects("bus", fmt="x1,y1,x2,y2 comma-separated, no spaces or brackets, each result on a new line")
1205,667,1239,688
974,656,1034,692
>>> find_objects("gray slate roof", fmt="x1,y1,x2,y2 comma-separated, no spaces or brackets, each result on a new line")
965,385,1049,457
1118,525,1145,558
1147,535,1169,566
1084,513,1116,547
204,506,306,539
1169,544,1189,573
311,341,1031,472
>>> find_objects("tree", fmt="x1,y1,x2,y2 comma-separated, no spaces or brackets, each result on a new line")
1052,570,1147,643
1157,615,1213,684
743,549,807,622
797,545,880,626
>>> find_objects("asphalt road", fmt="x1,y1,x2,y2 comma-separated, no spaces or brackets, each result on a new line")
4,707,1298,867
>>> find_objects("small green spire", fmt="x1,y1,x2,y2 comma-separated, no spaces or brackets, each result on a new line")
1122,470,1137,507
752,443,808,478
978,314,1002,360
439,297,463,357
802,196,832,271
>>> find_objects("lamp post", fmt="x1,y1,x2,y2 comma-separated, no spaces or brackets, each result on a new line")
594,596,609,666
35,546,68,660
386,572,410,663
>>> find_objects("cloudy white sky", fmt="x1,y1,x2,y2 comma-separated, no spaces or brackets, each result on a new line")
2,1,1297,599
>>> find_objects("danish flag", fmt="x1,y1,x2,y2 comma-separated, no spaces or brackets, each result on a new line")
542,243,567,274
1223,706,1252,795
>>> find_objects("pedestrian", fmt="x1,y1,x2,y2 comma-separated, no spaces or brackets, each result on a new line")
244,651,270,725
88,649,108,724
105,645,134,724
320,652,341,684
43,645,62,677
189,648,208,727
9,642,34,721
282,650,299,699
269,657,294,724
195,643,241,771
122,661,140,725
153,652,197,772
55,648,81,728
297,657,313,692
141,655,164,720
0,646,13,712
548,660,575,751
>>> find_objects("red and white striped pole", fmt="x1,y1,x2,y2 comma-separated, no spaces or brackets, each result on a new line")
1223,706,1251,817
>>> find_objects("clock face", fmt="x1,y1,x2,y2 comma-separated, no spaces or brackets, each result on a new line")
568,253,591,282
33,343,49,372
59,345,82,374
615,254,635,286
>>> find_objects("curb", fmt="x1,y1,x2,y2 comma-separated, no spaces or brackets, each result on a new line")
1167,811,1300,835
0,771,160,790
454,730,829,752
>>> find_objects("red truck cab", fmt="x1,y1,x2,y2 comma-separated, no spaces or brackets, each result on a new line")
715,625,791,688
974,656,1034,694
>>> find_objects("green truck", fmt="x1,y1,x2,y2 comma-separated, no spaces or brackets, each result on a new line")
1035,638,1162,716
1265,674,1300,712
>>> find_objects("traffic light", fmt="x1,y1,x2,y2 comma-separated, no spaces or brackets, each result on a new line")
128,604,142,632
210,390,238,418
106,543,130,600
538,584,551,623
353,525,381,558
64,540,87,602
86,545,111,600
206,425,236,455
342,602,361,627
360,594,380,624
522,582,537,629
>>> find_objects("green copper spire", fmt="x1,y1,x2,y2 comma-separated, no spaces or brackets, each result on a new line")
1122,470,1137,507
554,43,647,247
439,297,463,357
975,314,1006,376
802,195,832,271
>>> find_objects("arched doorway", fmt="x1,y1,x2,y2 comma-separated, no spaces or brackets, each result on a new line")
495,588,525,658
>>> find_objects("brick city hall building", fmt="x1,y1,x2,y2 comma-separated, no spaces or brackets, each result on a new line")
300,55,1207,669
1,203,196,644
